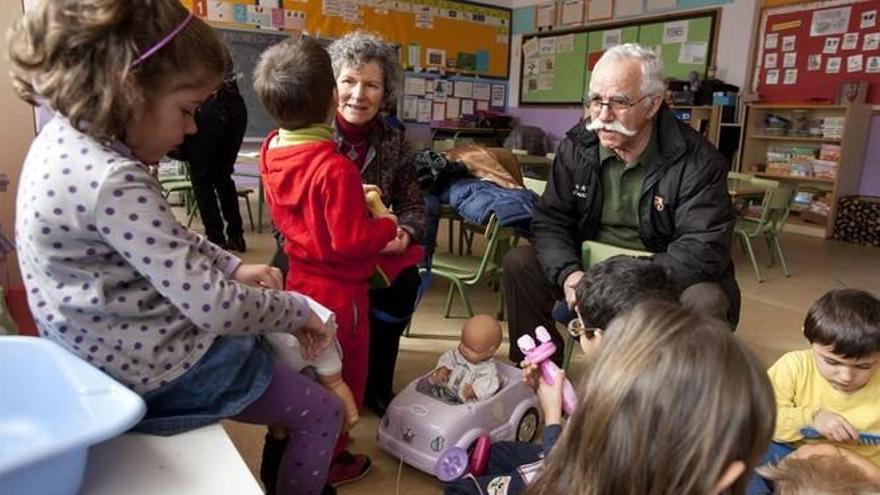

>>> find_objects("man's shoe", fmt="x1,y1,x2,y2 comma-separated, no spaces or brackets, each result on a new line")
259,431,289,495
326,451,372,488
227,235,247,253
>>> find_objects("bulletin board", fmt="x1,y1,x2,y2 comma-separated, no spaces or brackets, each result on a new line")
519,10,718,105
520,32,590,103
398,73,508,122
184,0,512,78
754,0,880,103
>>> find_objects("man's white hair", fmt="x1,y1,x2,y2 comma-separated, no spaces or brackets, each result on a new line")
593,43,666,96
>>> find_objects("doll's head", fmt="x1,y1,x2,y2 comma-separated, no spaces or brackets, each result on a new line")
458,314,502,364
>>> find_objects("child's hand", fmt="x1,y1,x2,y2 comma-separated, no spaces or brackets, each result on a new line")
462,383,476,400
562,270,585,309
812,409,859,443
294,310,331,361
380,228,409,255
232,264,284,289
521,360,564,425
430,366,450,384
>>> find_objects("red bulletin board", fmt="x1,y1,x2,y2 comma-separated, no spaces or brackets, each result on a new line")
754,0,880,103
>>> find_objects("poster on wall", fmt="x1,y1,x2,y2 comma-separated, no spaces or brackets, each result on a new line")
491,84,506,106
616,0,644,18
560,0,584,26
810,6,851,36
861,10,877,28
663,21,689,44
842,32,859,50
536,2,556,29
588,0,613,21
646,0,676,11
473,82,491,100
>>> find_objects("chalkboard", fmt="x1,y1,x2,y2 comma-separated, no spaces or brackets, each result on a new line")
216,27,292,140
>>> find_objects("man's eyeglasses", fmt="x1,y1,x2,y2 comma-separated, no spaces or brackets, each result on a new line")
567,318,601,340
586,94,654,113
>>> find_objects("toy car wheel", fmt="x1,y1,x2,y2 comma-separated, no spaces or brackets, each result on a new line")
515,407,539,443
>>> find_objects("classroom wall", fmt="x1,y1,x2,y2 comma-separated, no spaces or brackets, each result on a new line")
1,0,35,287
502,0,761,147
507,0,760,109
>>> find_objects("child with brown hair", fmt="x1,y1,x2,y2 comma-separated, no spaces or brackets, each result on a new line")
9,2,341,494
758,444,880,493
253,36,399,487
527,301,775,495
748,288,880,495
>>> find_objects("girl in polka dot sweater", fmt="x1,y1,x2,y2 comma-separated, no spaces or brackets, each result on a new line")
8,2,342,494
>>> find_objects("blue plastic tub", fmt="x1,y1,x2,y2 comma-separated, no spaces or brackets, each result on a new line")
0,337,146,495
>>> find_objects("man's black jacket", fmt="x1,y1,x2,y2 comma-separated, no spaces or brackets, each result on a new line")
531,105,740,324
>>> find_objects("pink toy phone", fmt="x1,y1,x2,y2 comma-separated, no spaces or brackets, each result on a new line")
516,326,577,416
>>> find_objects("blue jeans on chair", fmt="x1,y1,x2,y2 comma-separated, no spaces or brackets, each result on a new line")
746,441,796,495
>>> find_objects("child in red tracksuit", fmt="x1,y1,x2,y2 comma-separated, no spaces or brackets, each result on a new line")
254,37,398,486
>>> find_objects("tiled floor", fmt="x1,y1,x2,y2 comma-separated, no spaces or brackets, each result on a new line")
209,213,880,495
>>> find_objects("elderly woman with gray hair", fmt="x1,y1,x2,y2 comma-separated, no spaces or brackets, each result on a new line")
323,31,427,487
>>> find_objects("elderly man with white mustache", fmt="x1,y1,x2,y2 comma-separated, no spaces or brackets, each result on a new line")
503,43,739,365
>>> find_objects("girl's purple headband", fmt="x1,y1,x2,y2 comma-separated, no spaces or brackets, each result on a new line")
131,12,194,68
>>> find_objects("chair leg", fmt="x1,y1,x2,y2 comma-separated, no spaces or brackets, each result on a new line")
495,283,505,322
186,192,197,228
443,282,456,318
243,194,255,232
764,234,775,267
447,218,455,255
772,235,791,277
458,282,474,318
740,233,764,283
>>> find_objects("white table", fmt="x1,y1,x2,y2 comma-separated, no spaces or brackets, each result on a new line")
80,424,262,495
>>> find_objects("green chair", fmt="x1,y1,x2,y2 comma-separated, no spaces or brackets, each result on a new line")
236,188,256,232
735,177,794,283
429,214,513,319
160,174,198,228
561,240,651,371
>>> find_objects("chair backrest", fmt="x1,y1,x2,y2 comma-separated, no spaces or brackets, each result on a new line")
582,241,651,269
738,177,795,235
727,171,754,192
523,177,547,196
458,214,508,281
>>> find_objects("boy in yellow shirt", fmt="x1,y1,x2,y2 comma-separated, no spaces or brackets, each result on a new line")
748,288,880,494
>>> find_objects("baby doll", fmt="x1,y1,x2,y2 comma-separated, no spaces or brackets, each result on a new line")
429,314,502,402
265,296,359,430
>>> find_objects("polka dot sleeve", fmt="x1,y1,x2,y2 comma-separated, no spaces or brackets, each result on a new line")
94,162,311,335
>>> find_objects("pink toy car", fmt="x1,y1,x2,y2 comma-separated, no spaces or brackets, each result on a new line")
376,362,540,480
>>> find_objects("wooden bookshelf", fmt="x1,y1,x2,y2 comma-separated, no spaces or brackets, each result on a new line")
670,105,721,146
738,103,871,238
748,134,843,144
